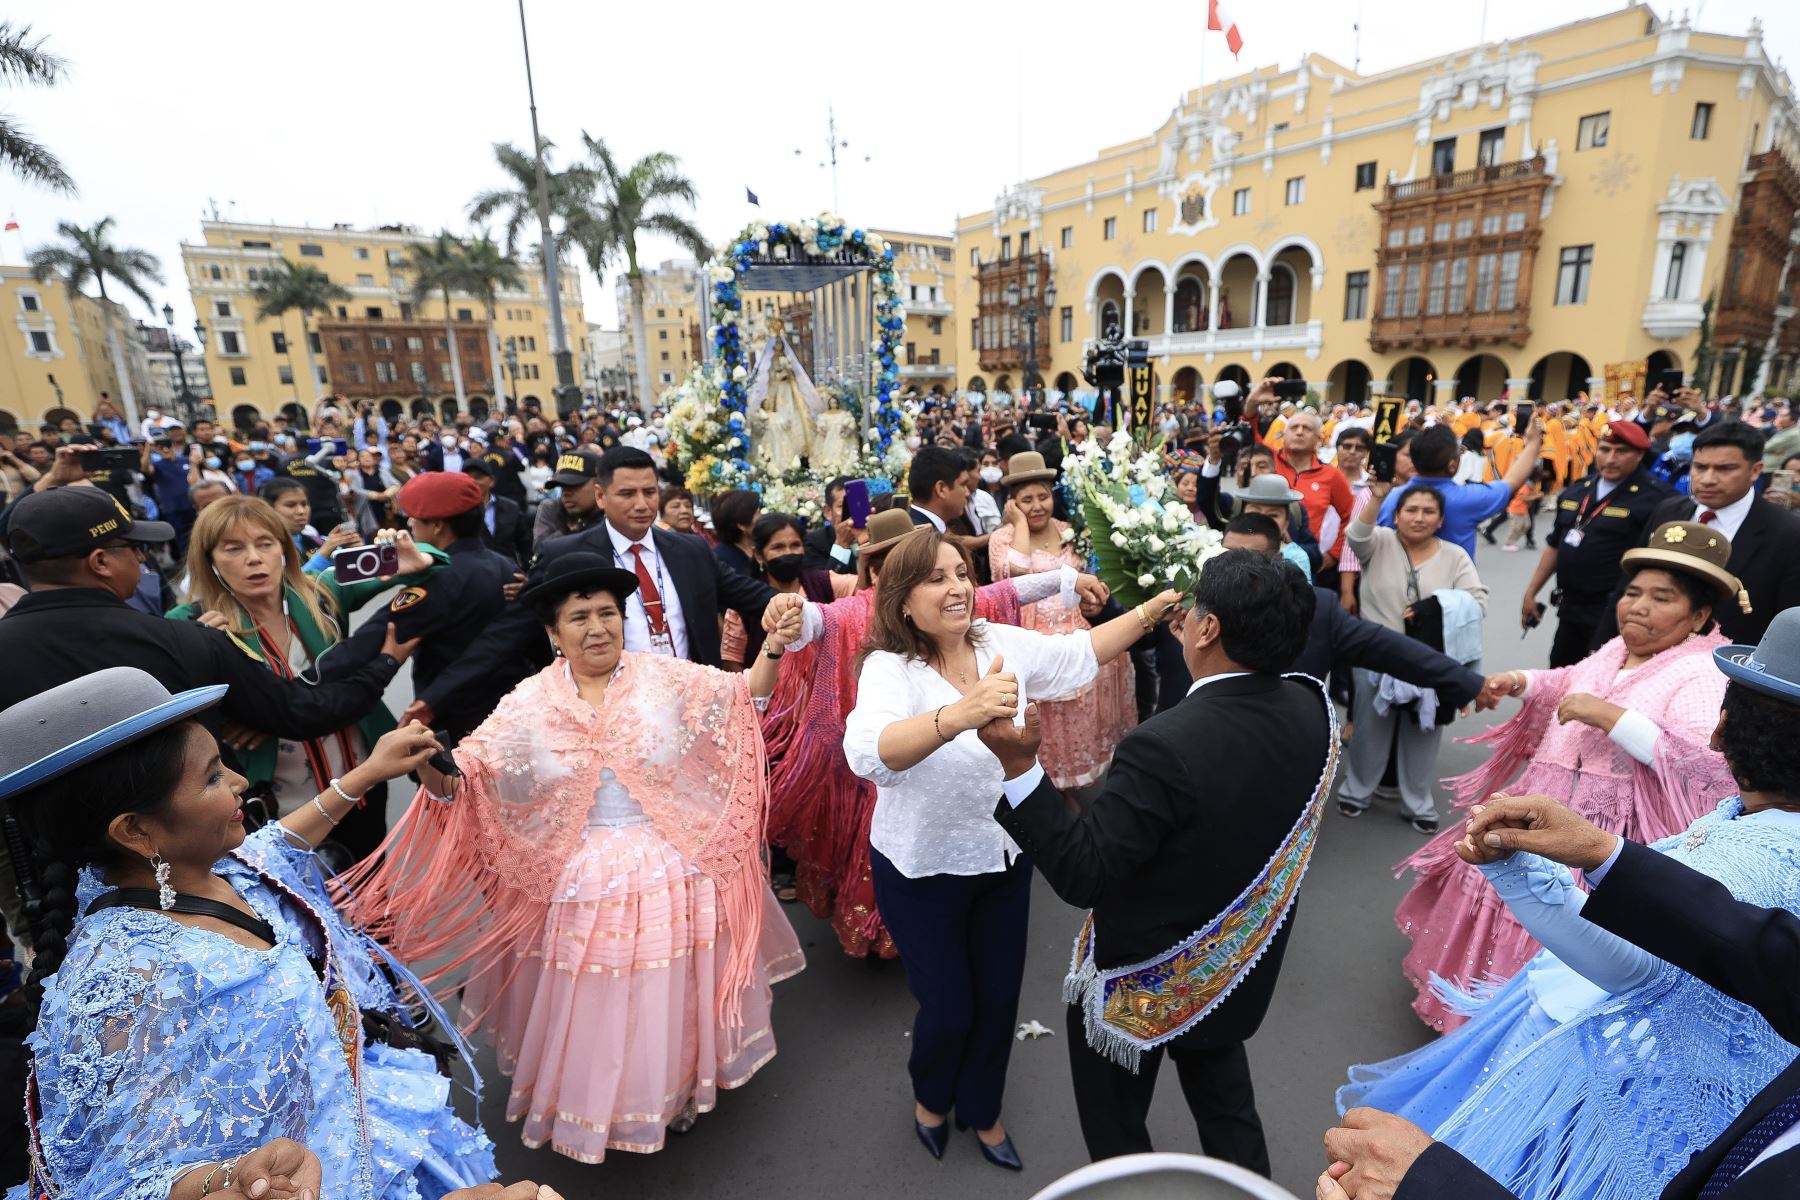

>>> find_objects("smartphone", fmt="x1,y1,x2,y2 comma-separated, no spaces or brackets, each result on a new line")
1369,442,1399,483
1026,412,1059,432
1372,397,1404,444
1274,379,1309,400
1514,403,1536,434
843,479,872,529
1656,368,1685,395
331,543,398,583
305,438,322,454
1773,469,1797,498
80,448,141,474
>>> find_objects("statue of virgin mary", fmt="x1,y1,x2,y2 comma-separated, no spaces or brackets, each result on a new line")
747,315,824,473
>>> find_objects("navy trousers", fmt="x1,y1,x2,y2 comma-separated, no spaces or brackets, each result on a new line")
870,847,1033,1131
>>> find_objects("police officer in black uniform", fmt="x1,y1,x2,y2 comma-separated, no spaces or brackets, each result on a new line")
340,471,515,741
1521,418,1667,667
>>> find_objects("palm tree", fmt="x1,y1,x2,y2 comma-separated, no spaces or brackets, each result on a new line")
571,133,711,412
28,217,161,424
460,233,524,410
404,232,473,409
468,141,586,385
0,22,74,193
250,259,349,406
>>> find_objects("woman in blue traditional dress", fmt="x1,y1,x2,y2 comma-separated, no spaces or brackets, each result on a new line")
1339,565,1800,1200
0,667,528,1200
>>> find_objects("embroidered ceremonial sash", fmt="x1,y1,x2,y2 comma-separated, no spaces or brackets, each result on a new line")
1063,673,1339,1071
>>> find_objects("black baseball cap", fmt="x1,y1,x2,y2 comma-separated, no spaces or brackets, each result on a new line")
550,448,602,488
4,487,176,562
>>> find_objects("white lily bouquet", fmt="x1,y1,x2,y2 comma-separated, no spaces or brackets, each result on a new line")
1063,432,1226,609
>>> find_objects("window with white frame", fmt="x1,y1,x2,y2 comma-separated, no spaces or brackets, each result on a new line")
18,290,39,313
1285,177,1305,206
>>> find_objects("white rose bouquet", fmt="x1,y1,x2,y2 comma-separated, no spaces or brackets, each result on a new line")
1062,432,1225,609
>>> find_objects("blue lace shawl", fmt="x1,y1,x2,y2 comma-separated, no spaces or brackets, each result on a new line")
1435,798,1800,1200
15,824,489,1200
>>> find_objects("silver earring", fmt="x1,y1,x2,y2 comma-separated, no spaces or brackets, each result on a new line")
153,854,174,910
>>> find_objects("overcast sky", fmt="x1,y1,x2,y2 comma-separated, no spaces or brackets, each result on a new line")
6,0,1792,337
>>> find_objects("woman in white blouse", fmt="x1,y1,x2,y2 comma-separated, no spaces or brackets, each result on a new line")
843,530,1179,1172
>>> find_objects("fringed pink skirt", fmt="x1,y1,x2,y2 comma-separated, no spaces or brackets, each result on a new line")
465,822,804,1163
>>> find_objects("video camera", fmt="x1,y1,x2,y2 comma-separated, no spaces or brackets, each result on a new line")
1081,323,1149,425
1211,379,1254,473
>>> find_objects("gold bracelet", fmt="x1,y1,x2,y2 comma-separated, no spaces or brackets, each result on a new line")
1134,604,1154,633
198,1159,225,1197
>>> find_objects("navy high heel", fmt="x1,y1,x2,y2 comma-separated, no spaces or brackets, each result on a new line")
976,1131,1024,1171
915,1117,950,1160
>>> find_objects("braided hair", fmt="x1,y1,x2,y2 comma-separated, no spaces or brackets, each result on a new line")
13,721,194,1027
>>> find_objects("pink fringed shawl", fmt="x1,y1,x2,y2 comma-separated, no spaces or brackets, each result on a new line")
342,653,771,1029
761,580,1023,951
1393,631,1735,1028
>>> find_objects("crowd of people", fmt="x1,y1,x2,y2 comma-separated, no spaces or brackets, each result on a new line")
0,373,1797,1199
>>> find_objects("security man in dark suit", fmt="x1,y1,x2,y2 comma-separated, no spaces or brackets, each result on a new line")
342,472,515,742
981,550,1329,1174
403,446,777,733
460,457,532,566
1593,420,1800,647
1521,418,1667,666
1324,606,1800,1200
802,476,860,575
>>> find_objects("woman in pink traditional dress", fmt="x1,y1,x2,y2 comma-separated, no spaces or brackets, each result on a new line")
344,552,803,1162
758,507,1107,959
988,451,1135,788
1393,520,1749,1030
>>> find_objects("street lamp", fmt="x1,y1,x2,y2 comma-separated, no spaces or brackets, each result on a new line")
1004,276,1057,405
162,302,197,427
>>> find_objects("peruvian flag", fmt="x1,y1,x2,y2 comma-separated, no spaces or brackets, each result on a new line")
1208,0,1243,57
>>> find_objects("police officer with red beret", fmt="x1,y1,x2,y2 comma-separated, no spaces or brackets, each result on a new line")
1522,418,1670,666
340,472,516,740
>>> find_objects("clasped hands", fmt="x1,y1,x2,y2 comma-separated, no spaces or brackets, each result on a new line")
1319,793,1619,1199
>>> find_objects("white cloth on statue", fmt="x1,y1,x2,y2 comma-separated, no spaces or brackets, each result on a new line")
746,333,825,417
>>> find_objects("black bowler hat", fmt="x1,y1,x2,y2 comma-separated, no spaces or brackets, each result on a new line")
4,487,176,562
515,551,639,611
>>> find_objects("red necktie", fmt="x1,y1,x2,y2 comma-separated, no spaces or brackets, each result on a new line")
1699,509,1717,525
628,544,668,637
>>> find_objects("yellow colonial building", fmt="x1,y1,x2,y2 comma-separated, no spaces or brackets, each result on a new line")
618,258,703,400
885,229,958,394
954,7,1800,410
0,267,154,432
183,219,587,429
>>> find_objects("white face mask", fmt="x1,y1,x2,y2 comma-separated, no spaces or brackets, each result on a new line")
980,466,1003,484
441,435,458,449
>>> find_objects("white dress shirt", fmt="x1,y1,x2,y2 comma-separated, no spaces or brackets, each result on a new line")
844,621,1098,878
606,521,689,659
1000,670,1248,806
909,504,947,532
1693,488,1756,543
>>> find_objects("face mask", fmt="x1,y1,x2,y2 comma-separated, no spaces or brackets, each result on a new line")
441,436,459,449
248,441,267,452
204,456,222,470
236,458,255,472
979,466,1003,484
763,553,805,583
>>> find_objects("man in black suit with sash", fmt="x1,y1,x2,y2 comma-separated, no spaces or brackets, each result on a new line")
1593,420,1800,647
1322,606,1800,1200
401,446,777,731
980,550,1331,1175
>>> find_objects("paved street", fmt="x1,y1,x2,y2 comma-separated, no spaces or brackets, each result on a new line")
374,516,1558,1198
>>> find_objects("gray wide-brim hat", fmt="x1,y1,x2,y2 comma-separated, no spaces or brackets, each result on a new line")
1223,474,1303,509
0,667,226,801
1716,606,1800,704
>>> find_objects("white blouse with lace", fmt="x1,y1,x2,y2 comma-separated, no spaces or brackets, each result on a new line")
843,620,1098,879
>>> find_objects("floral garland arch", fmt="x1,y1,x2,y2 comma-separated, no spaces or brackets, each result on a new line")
708,213,907,472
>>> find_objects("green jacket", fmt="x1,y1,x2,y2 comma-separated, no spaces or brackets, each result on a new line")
165,547,448,785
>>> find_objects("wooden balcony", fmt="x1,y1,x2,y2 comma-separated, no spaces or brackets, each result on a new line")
1370,156,1552,354
1384,157,1546,202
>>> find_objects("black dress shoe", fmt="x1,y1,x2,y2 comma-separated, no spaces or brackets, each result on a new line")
976,1131,1024,1171
915,1118,949,1160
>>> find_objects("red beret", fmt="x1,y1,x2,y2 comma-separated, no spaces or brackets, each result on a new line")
1602,420,1650,451
397,472,484,521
